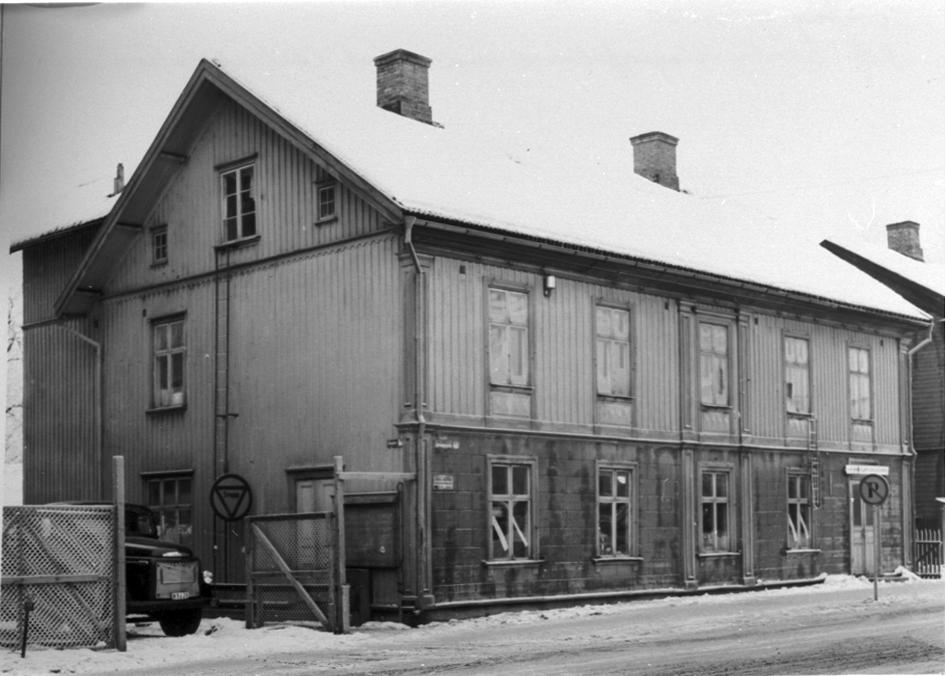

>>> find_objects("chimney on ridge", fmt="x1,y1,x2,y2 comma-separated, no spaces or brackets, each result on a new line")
629,132,679,191
110,163,125,197
374,49,433,125
886,221,924,262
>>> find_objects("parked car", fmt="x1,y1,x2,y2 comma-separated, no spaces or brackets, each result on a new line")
53,502,212,636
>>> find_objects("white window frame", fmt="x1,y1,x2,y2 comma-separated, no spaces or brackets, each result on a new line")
848,345,872,422
487,455,538,561
143,471,194,545
152,316,186,409
487,286,531,388
700,467,733,553
786,471,812,550
698,321,730,408
315,180,337,223
221,162,257,242
595,461,637,558
595,304,632,398
151,225,168,266
784,335,811,416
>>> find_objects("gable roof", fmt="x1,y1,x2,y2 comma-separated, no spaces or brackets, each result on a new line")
49,57,927,321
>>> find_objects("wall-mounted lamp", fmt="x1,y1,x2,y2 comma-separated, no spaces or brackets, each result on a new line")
543,274,556,297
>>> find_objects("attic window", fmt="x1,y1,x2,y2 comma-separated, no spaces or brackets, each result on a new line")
151,225,168,266
221,163,257,241
316,180,337,224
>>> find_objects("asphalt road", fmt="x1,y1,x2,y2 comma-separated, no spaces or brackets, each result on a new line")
109,580,946,675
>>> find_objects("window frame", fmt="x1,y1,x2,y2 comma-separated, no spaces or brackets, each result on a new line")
486,454,539,562
698,320,732,410
219,159,258,243
150,225,168,266
142,470,194,546
594,302,633,400
786,470,813,551
315,179,337,224
783,334,812,417
699,465,734,554
847,345,873,423
595,460,638,559
486,283,532,390
151,315,186,410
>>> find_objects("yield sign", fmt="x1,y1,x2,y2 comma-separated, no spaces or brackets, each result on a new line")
210,473,253,521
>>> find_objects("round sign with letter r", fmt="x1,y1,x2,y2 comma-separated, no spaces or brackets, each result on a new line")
858,473,889,506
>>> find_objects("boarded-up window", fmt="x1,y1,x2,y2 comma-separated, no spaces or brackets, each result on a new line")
153,318,185,408
699,323,729,407
596,306,631,397
488,288,529,387
222,164,256,241
785,336,810,414
488,458,535,560
787,472,811,549
848,346,871,421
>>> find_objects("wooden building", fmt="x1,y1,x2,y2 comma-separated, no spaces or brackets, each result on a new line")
12,51,929,619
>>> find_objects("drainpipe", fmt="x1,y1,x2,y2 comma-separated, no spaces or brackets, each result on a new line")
403,215,433,608
57,323,104,499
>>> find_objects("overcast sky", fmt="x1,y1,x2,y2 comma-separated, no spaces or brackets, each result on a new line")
0,0,943,294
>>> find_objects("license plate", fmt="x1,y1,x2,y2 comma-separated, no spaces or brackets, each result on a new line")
171,591,191,600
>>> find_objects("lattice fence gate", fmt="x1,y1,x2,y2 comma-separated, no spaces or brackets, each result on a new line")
1,505,119,650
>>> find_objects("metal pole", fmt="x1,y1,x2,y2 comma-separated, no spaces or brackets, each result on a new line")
873,503,880,602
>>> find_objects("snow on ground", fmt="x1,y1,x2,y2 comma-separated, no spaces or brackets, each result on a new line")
0,574,933,675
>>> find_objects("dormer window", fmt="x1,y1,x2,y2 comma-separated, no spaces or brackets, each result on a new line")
151,225,168,266
221,163,256,241
316,180,337,223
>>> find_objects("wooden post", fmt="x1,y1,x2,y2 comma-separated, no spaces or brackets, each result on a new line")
112,456,127,652
332,456,349,634
244,520,255,628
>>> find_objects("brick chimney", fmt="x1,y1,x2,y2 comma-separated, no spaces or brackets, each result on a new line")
374,49,433,125
886,221,924,261
630,131,679,191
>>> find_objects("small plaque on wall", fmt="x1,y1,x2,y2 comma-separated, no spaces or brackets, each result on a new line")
433,474,455,490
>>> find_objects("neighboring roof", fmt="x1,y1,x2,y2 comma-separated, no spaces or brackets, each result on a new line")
43,57,933,321
820,237,945,319
9,190,116,253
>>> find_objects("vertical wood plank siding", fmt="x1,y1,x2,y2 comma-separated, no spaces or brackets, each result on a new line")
107,99,388,295
22,226,101,324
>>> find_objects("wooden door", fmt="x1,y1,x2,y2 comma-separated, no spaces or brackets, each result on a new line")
295,478,334,569
849,480,875,575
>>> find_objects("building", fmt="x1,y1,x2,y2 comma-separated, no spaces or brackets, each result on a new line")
11,51,928,619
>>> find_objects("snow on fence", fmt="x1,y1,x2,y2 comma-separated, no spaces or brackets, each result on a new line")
1,505,119,651
913,528,943,579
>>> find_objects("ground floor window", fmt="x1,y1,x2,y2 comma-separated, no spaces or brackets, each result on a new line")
787,472,812,549
597,462,636,557
487,455,537,560
144,473,193,546
701,468,731,552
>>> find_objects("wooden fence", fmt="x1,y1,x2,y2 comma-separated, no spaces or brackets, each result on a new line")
913,529,943,579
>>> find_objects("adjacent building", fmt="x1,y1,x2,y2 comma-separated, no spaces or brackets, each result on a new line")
11,51,929,619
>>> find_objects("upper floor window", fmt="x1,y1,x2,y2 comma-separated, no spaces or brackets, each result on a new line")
699,322,729,407
151,225,168,265
153,317,185,408
786,472,811,550
701,469,731,552
145,473,193,546
848,346,871,421
597,463,636,557
784,336,810,415
596,306,631,397
316,181,337,223
221,163,256,241
488,456,537,560
488,288,529,387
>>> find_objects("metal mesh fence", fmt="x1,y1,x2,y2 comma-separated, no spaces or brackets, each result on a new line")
1,505,116,649
247,513,336,629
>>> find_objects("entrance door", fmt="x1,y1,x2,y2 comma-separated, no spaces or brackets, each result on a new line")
849,480,876,575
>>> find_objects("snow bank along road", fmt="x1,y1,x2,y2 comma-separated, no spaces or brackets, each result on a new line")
4,576,943,675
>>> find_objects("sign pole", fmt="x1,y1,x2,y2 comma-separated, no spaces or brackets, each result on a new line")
858,473,888,602
873,503,881,601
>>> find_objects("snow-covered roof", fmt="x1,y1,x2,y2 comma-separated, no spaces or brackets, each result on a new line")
9,190,116,252
217,60,926,320
24,56,932,321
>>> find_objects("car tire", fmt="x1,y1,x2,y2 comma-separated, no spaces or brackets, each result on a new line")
158,609,203,636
